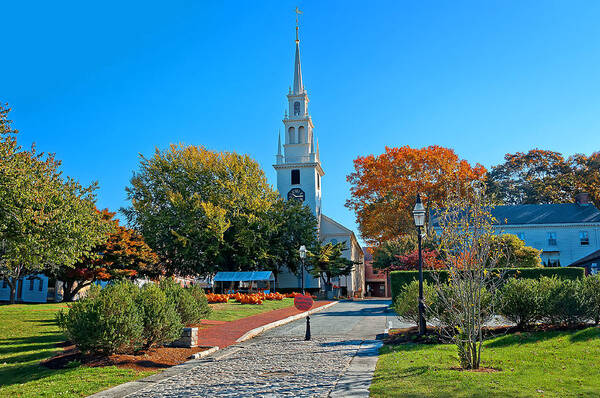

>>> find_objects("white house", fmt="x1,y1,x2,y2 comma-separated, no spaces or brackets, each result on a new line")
273,21,364,297
490,195,600,267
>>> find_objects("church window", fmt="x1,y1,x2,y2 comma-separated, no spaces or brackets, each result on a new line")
291,169,300,185
288,127,295,144
294,101,301,116
317,175,320,189
298,126,305,143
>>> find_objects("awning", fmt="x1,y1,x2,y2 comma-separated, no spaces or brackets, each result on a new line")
213,271,275,282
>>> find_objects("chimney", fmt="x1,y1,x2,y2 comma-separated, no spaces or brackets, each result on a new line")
575,192,591,206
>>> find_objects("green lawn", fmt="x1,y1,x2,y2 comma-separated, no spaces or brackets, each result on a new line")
371,327,600,397
207,298,294,322
0,298,294,397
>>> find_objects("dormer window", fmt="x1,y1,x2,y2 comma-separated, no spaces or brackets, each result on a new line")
580,231,590,246
294,101,301,116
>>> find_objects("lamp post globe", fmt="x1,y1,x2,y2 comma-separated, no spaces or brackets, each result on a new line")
413,194,427,336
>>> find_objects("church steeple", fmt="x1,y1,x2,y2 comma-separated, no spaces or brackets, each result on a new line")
293,26,303,94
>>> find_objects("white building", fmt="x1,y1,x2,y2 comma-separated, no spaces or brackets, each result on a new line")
273,22,364,297
490,195,600,267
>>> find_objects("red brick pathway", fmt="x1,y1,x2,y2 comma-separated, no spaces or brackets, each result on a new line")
197,301,332,348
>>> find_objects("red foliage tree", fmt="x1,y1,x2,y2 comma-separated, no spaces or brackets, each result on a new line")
57,209,160,301
386,249,445,271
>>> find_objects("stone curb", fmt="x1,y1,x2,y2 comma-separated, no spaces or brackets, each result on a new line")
189,345,219,359
235,300,340,343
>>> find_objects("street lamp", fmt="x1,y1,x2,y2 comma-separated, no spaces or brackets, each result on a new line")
299,245,311,341
413,194,427,335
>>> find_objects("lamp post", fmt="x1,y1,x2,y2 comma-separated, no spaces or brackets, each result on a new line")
413,194,427,335
299,245,311,341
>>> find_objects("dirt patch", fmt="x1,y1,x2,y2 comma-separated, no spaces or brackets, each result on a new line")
41,344,210,372
450,366,501,373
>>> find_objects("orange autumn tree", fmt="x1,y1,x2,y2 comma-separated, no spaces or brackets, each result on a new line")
346,145,486,246
57,209,160,301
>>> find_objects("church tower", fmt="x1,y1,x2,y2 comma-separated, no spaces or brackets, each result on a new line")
274,17,324,220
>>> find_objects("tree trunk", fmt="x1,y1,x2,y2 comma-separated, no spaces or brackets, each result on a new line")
9,279,16,304
62,280,91,301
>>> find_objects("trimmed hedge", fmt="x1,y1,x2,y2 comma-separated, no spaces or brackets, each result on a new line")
390,267,585,302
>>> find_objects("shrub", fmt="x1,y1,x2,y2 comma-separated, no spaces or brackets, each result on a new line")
498,278,541,328
57,281,144,355
537,277,588,326
390,267,585,303
159,278,203,325
136,283,183,348
188,285,212,318
393,280,436,325
582,275,600,324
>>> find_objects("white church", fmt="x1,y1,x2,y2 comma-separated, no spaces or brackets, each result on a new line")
273,22,365,297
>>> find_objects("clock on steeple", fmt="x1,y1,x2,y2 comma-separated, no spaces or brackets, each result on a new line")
287,188,305,202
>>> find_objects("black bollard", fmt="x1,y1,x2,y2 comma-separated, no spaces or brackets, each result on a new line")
305,315,311,341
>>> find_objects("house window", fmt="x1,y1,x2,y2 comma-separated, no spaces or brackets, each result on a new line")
291,169,300,185
39,278,43,292
516,232,526,241
547,232,557,246
591,263,599,275
580,231,590,246
1,280,6,289
29,278,34,291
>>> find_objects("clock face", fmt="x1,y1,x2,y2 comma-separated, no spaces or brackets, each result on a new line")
287,188,305,202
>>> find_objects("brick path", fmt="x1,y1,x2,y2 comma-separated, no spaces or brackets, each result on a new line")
196,301,332,348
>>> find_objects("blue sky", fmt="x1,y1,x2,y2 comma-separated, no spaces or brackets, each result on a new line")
3,1,600,245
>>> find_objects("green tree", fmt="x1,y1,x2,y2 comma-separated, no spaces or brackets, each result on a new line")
492,234,542,268
0,104,110,303
123,144,280,276
307,242,355,291
487,149,600,206
267,199,318,276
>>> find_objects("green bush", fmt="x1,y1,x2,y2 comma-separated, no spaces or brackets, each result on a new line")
391,267,585,303
538,277,588,326
582,275,600,324
393,280,436,324
136,283,183,348
159,278,203,325
188,284,212,319
57,281,144,355
498,278,541,328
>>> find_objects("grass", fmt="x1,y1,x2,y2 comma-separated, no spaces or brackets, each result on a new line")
371,327,600,397
0,303,154,398
0,298,294,397
207,297,294,322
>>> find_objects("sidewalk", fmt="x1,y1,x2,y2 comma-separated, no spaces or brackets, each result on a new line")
196,300,333,348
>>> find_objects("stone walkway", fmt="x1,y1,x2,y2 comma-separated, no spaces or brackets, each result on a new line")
117,300,393,398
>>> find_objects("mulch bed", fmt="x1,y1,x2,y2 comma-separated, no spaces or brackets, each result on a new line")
41,343,210,372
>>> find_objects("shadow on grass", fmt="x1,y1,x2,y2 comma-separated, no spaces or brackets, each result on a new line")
569,327,600,343
0,332,64,355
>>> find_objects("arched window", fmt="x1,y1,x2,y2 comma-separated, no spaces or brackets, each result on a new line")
288,127,295,144
294,101,301,116
298,126,305,143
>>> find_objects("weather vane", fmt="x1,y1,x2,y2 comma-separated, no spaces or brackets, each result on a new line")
295,7,302,41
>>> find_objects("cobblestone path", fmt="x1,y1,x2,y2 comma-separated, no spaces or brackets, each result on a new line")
121,300,392,398
127,336,364,398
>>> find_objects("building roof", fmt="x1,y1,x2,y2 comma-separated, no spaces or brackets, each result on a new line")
491,204,600,225
569,249,600,267
213,271,275,282
432,203,600,227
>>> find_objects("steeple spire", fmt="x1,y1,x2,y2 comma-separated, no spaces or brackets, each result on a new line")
277,130,282,156
293,7,304,94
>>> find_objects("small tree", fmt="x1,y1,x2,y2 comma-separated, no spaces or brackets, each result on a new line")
56,209,160,301
429,183,505,369
307,242,355,291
